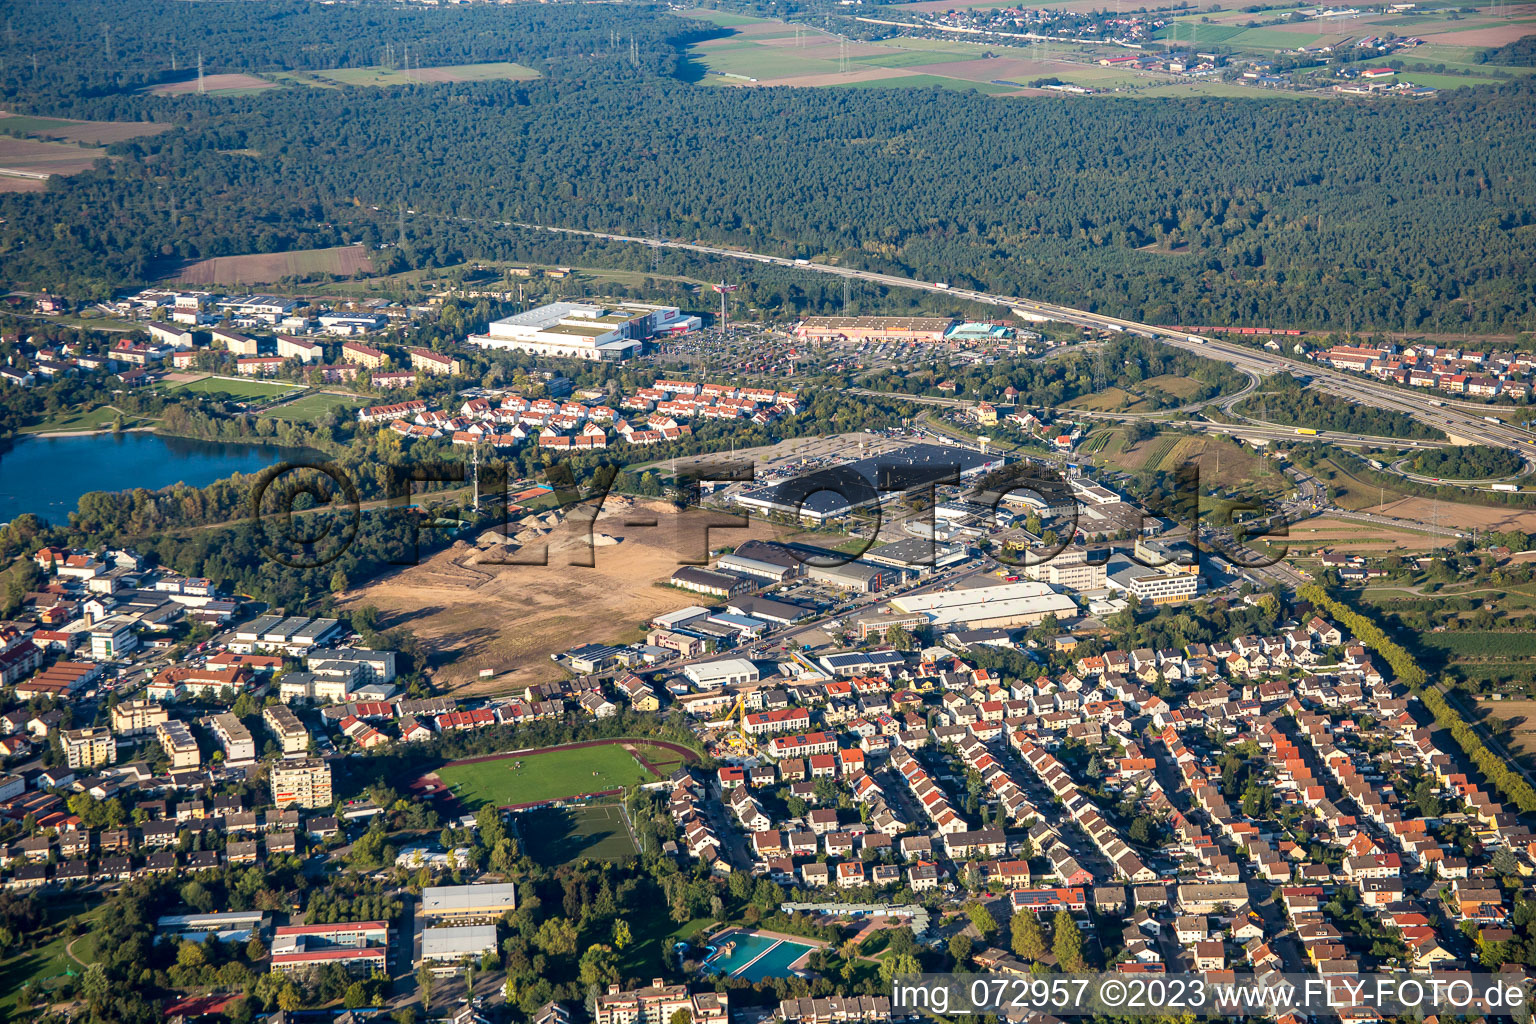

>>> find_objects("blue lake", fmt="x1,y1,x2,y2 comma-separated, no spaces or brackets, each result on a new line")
0,431,308,523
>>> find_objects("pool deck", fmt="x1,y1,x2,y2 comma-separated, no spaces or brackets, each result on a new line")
704,927,828,978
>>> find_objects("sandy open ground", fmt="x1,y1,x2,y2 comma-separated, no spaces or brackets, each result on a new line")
341,497,795,695
1373,497,1536,533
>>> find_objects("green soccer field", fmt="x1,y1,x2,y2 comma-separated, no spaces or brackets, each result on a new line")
172,376,303,398
435,742,672,810
522,802,640,864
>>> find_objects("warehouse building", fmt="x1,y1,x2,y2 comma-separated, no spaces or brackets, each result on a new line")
864,537,968,573
733,443,1004,524
683,658,759,689
808,561,886,593
890,580,1076,629
669,567,755,598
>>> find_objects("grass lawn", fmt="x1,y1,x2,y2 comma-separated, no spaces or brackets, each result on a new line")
1395,71,1505,89
682,9,771,26
521,802,639,865
172,376,305,398
435,741,671,810
0,902,102,1016
20,405,150,434
620,910,714,977
309,62,539,87
262,392,368,423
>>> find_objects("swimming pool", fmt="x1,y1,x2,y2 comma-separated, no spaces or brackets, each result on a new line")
704,930,816,982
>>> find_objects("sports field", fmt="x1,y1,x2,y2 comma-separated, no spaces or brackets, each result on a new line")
432,739,694,810
262,392,368,423
522,802,639,864
172,376,303,398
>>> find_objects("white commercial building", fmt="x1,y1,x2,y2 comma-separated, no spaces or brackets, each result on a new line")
466,302,688,361
1127,571,1200,605
889,580,1077,629
683,658,759,689
419,925,499,972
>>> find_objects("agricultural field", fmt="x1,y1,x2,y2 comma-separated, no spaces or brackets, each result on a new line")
160,244,373,285
430,739,691,811
1282,516,1446,555
521,802,639,865
0,112,169,145
261,391,368,424
681,11,1177,93
0,135,105,191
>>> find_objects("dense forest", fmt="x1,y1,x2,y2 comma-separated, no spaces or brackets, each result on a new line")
0,3,1534,331
862,334,1248,407
1478,37,1536,67
1409,445,1525,480
1234,377,1444,440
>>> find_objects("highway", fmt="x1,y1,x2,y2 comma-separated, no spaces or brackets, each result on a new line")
513,221,1536,469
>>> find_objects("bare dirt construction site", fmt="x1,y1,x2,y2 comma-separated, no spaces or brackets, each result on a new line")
340,496,795,696
1282,517,1449,555
1372,497,1536,534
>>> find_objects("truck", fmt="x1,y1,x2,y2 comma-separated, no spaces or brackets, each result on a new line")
933,282,949,290
1427,400,1444,407
1484,416,1501,424
1187,335,1206,344
1295,428,1319,436
794,258,810,266
1492,483,1519,493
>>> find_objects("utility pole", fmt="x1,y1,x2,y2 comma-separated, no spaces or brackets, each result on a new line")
397,203,406,248
197,51,205,95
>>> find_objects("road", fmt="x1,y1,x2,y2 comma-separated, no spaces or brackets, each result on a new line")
511,221,1536,471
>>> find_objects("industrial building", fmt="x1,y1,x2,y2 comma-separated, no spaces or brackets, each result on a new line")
733,443,1004,524
420,883,519,924
683,658,759,689
807,561,886,593
466,302,695,361
889,580,1077,629
864,537,968,573
669,567,755,598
